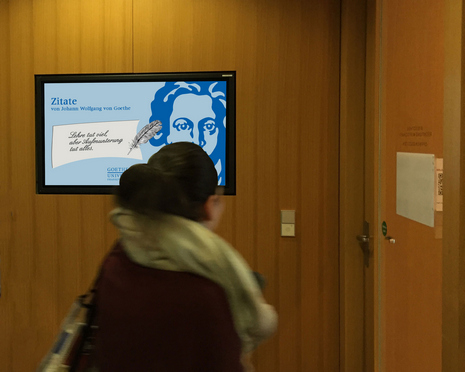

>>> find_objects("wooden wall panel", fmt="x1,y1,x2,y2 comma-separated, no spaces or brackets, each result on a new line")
229,0,259,269
33,0,133,74
8,2,36,371
276,8,302,368
0,1,12,371
252,2,281,369
0,0,341,371
299,1,341,370
0,1,132,371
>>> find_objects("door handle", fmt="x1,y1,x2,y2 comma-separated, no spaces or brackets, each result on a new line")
356,234,370,243
385,236,396,244
356,221,371,267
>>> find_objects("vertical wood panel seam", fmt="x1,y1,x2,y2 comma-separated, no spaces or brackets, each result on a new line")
337,1,344,370
132,0,135,72
1,4,12,370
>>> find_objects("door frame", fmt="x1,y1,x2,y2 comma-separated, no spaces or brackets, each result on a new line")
443,0,465,370
339,0,377,371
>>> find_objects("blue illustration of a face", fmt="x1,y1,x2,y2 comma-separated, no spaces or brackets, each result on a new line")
148,81,227,184
168,94,219,156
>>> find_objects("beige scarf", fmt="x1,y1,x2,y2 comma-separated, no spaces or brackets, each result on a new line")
110,208,277,353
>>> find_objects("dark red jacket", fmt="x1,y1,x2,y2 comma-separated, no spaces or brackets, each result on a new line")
94,242,243,371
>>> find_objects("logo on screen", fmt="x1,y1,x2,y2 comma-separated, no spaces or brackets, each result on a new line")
107,167,128,182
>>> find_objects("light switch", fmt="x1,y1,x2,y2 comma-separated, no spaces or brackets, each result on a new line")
281,223,295,237
281,210,295,237
281,210,295,224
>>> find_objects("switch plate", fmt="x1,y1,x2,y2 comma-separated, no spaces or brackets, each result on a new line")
281,210,296,237
281,223,295,237
281,210,295,224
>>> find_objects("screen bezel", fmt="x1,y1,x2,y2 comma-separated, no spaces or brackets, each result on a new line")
35,71,236,195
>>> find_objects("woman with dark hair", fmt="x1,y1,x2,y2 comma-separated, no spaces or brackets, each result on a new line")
94,142,277,371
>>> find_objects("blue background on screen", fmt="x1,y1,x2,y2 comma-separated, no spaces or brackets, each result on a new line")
43,81,227,186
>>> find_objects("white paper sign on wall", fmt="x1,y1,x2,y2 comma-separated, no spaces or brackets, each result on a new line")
396,152,435,227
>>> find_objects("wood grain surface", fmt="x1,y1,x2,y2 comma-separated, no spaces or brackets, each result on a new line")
0,0,340,370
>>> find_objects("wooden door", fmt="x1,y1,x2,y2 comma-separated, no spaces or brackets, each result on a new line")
343,1,465,371
343,0,445,370
376,0,444,370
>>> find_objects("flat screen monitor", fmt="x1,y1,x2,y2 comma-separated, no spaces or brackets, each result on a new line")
35,71,236,195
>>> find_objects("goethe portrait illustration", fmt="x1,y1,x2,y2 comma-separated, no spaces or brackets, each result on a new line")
148,81,227,184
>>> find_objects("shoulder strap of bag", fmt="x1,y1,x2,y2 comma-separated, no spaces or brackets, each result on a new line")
68,243,118,371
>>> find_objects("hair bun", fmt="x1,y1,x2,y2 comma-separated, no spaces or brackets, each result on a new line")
116,163,184,218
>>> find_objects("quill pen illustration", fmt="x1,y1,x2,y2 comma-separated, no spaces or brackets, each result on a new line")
127,120,162,155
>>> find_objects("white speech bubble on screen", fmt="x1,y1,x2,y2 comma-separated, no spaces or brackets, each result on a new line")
52,120,141,168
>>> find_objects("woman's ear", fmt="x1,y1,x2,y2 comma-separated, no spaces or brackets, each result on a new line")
203,194,224,231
